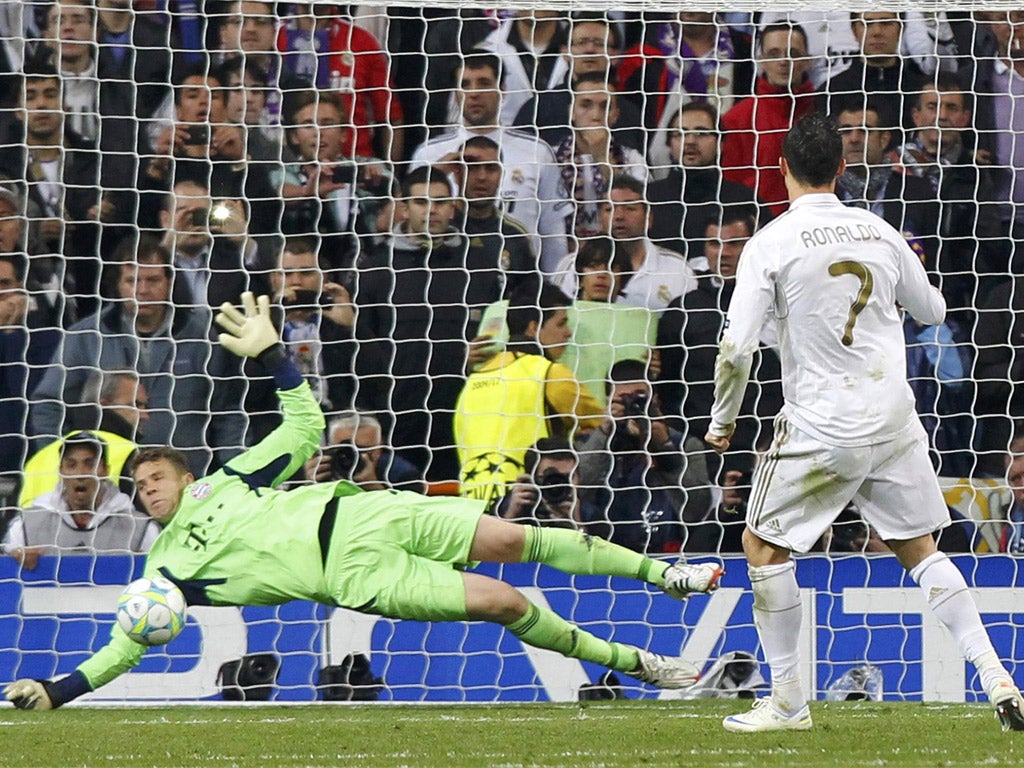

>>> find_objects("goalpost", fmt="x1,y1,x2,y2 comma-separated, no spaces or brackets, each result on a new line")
1,1,1021,704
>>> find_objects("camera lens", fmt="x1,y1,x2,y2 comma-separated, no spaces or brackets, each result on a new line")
328,445,362,479
538,468,572,506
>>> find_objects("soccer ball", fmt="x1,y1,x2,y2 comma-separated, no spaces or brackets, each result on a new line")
116,577,188,646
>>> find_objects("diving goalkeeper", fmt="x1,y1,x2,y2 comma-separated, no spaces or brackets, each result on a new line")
5,293,722,710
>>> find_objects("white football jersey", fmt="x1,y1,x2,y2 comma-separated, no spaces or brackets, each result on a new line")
710,193,945,447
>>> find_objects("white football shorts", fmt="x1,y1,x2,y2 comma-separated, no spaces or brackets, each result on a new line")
745,414,950,553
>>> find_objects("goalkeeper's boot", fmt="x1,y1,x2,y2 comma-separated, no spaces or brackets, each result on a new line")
988,679,1024,732
629,649,700,689
662,561,724,599
723,698,813,733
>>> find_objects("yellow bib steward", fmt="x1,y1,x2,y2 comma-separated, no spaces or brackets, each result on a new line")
454,351,604,510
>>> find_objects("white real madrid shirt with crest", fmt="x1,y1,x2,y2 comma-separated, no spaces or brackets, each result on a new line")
709,192,945,448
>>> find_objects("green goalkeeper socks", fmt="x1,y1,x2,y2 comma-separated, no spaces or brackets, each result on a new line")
520,526,670,586
506,602,639,673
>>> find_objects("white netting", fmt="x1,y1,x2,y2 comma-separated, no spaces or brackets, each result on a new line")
0,3,1021,704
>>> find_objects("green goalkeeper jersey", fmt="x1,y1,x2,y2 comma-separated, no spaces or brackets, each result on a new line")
78,380,362,691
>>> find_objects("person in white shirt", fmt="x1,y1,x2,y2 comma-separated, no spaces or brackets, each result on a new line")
706,113,1024,733
3,433,157,570
410,51,570,273
556,176,699,310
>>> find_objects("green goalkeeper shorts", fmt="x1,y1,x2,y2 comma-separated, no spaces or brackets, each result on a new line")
323,490,487,622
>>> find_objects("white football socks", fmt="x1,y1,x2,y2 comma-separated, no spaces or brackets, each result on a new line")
749,560,804,713
910,551,1008,691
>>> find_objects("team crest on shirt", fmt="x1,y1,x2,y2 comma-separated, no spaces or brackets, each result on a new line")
510,168,524,185
189,482,212,500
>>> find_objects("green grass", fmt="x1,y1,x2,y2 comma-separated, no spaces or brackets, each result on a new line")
2,701,1022,768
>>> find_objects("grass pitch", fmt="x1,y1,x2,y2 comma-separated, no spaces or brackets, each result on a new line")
2,700,1021,768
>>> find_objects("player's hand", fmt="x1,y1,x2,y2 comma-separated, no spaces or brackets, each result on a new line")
4,679,53,710
216,292,279,358
704,427,734,454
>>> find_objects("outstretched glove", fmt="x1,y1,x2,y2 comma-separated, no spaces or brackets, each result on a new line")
216,292,278,358
4,680,54,710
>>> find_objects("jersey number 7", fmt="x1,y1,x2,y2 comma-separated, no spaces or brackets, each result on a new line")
828,260,874,347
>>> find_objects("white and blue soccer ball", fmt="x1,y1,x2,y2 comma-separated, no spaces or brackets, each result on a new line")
117,576,188,646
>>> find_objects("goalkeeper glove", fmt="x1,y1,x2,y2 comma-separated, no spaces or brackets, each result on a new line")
4,679,54,710
215,292,283,365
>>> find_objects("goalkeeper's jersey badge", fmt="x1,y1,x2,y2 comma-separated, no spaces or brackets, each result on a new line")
189,482,212,501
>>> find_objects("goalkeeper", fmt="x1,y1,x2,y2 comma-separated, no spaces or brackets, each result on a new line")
5,293,723,710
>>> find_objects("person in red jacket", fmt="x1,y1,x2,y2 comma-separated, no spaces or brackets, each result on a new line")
720,23,817,216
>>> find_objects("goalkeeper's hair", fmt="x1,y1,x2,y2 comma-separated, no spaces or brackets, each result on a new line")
782,113,844,187
129,446,192,478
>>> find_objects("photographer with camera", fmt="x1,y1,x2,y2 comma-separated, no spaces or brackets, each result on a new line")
270,236,355,412
578,359,712,553
303,411,424,494
157,177,262,311
494,438,599,530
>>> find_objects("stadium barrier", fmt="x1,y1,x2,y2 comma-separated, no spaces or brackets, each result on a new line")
3,555,1022,704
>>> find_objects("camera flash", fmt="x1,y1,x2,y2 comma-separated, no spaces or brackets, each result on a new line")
211,203,231,222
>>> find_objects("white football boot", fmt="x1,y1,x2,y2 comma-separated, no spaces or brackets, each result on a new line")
662,561,724,599
629,648,700,689
723,698,814,733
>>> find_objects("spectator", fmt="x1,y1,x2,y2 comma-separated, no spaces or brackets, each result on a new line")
514,13,644,151
554,73,648,239
647,101,763,257
271,236,355,411
211,55,284,165
720,22,816,216
821,12,928,129
455,282,603,510
494,437,597,530
556,176,698,310
904,314,974,478
278,3,405,162
572,236,623,302
577,359,711,554
3,433,155,571
274,90,394,267
354,166,513,481
0,182,75,327
20,369,148,508
214,0,306,131
95,0,173,122
0,252,59,486
303,410,424,494
158,177,257,310
656,206,782,456
758,11,860,88
141,62,278,235
617,12,754,132
973,273,1024,477
1002,427,1024,553
896,73,1005,319
29,238,246,477
961,10,1024,177
477,11,569,127
833,99,939,268
410,51,570,273
457,135,540,297
0,62,104,303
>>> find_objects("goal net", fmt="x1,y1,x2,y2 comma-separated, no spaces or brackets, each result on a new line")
0,1,1020,704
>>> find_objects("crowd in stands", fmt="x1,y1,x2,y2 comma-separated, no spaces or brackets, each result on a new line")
3,4,1024,560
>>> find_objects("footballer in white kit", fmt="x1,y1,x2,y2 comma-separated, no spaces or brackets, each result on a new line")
707,113,1022,734
708,189,948,551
